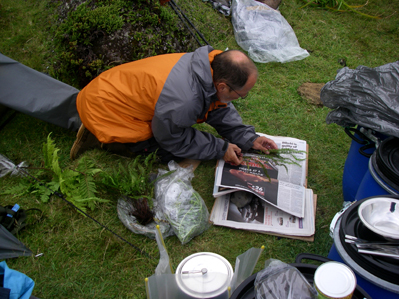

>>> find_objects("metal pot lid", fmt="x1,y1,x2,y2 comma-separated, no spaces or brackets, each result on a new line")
336,197,399,287
175,252,233,298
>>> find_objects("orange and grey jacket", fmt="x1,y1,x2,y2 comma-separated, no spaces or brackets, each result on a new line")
77,46,258,160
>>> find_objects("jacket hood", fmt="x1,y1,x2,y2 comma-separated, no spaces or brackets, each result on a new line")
191,45,219,99
190,46,223,119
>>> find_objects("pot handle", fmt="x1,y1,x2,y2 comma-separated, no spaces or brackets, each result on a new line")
295,253,332,264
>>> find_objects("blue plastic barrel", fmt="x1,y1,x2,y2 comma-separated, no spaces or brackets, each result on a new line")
342,127,390,202
342,128,376,202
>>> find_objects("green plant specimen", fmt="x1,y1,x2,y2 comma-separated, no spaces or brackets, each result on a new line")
243,148,307,181
260,148,306,168
300,0,380,18
43,134,108,211
2,134,107,212
158,171,211,244
168,181,210,244
100,152,159,225
101,152,158,200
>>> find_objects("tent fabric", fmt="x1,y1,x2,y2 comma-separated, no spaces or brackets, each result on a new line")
0,53,81,131
0,225,32,260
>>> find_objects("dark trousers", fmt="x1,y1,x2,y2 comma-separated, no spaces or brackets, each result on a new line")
104,137,182,163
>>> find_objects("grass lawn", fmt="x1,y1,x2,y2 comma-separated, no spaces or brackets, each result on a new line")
0,0,398,298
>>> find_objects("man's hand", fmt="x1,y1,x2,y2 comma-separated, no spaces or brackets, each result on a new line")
252,136,278,154
223,143,243,166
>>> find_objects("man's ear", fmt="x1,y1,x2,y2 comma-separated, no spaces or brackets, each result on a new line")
216,82,228,92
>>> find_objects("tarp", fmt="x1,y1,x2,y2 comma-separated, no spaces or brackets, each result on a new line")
0,225,32,260
0,53,81,131
320,61,399,138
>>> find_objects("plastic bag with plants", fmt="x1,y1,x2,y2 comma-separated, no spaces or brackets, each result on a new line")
101,153,174,239
155,161,211,244
116,195,174,240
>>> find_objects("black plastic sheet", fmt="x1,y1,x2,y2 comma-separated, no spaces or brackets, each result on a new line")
321,61,399,138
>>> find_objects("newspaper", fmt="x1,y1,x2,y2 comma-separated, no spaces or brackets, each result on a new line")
213,133,308,218
210,188,315,237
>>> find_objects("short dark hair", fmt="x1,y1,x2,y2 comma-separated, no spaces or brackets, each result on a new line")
211,50,257,89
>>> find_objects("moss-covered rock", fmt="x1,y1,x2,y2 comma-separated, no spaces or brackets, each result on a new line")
51,0,197,88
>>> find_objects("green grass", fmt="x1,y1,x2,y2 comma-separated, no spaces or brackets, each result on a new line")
1,0,399,298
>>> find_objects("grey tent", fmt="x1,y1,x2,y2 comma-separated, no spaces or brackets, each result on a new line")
0,53,81,131
0,224,32,260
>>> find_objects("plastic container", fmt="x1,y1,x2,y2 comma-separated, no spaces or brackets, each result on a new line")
355,137,399,200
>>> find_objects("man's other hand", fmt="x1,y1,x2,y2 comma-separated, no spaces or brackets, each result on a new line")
223,143,243,166
252,136,278,154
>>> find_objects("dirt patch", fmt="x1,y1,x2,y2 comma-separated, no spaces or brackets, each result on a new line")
297,83,325,107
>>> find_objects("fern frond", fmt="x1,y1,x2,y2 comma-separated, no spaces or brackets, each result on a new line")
43,134,63,176
76,156,102,176
131,155,141,169
78,175,97,199
1,183,30,197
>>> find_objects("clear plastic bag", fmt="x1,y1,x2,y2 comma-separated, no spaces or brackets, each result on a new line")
255,259,318,299
154,227,172,275
155,161,211,244
320,61,399,138
117,195,174,240
231,0,309,63
0,154,28,178
202,0,232,16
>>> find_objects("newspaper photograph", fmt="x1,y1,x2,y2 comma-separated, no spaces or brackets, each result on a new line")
213,133,308,218
213,133,307,217
209,189,315,237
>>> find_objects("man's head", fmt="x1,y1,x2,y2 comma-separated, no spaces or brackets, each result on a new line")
212,50,258,103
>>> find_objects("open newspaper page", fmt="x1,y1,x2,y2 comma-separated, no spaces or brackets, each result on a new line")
214,133,307,218
210,189,315,237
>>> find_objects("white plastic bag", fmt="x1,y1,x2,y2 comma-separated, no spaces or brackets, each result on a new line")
231,0,309,63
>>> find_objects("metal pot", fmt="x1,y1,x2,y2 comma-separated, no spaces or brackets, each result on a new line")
175,252,233,299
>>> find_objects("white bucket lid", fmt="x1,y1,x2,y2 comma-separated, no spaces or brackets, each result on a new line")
175,252,233,298
314,261,356,298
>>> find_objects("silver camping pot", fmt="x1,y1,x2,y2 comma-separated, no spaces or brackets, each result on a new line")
175,252,233,299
